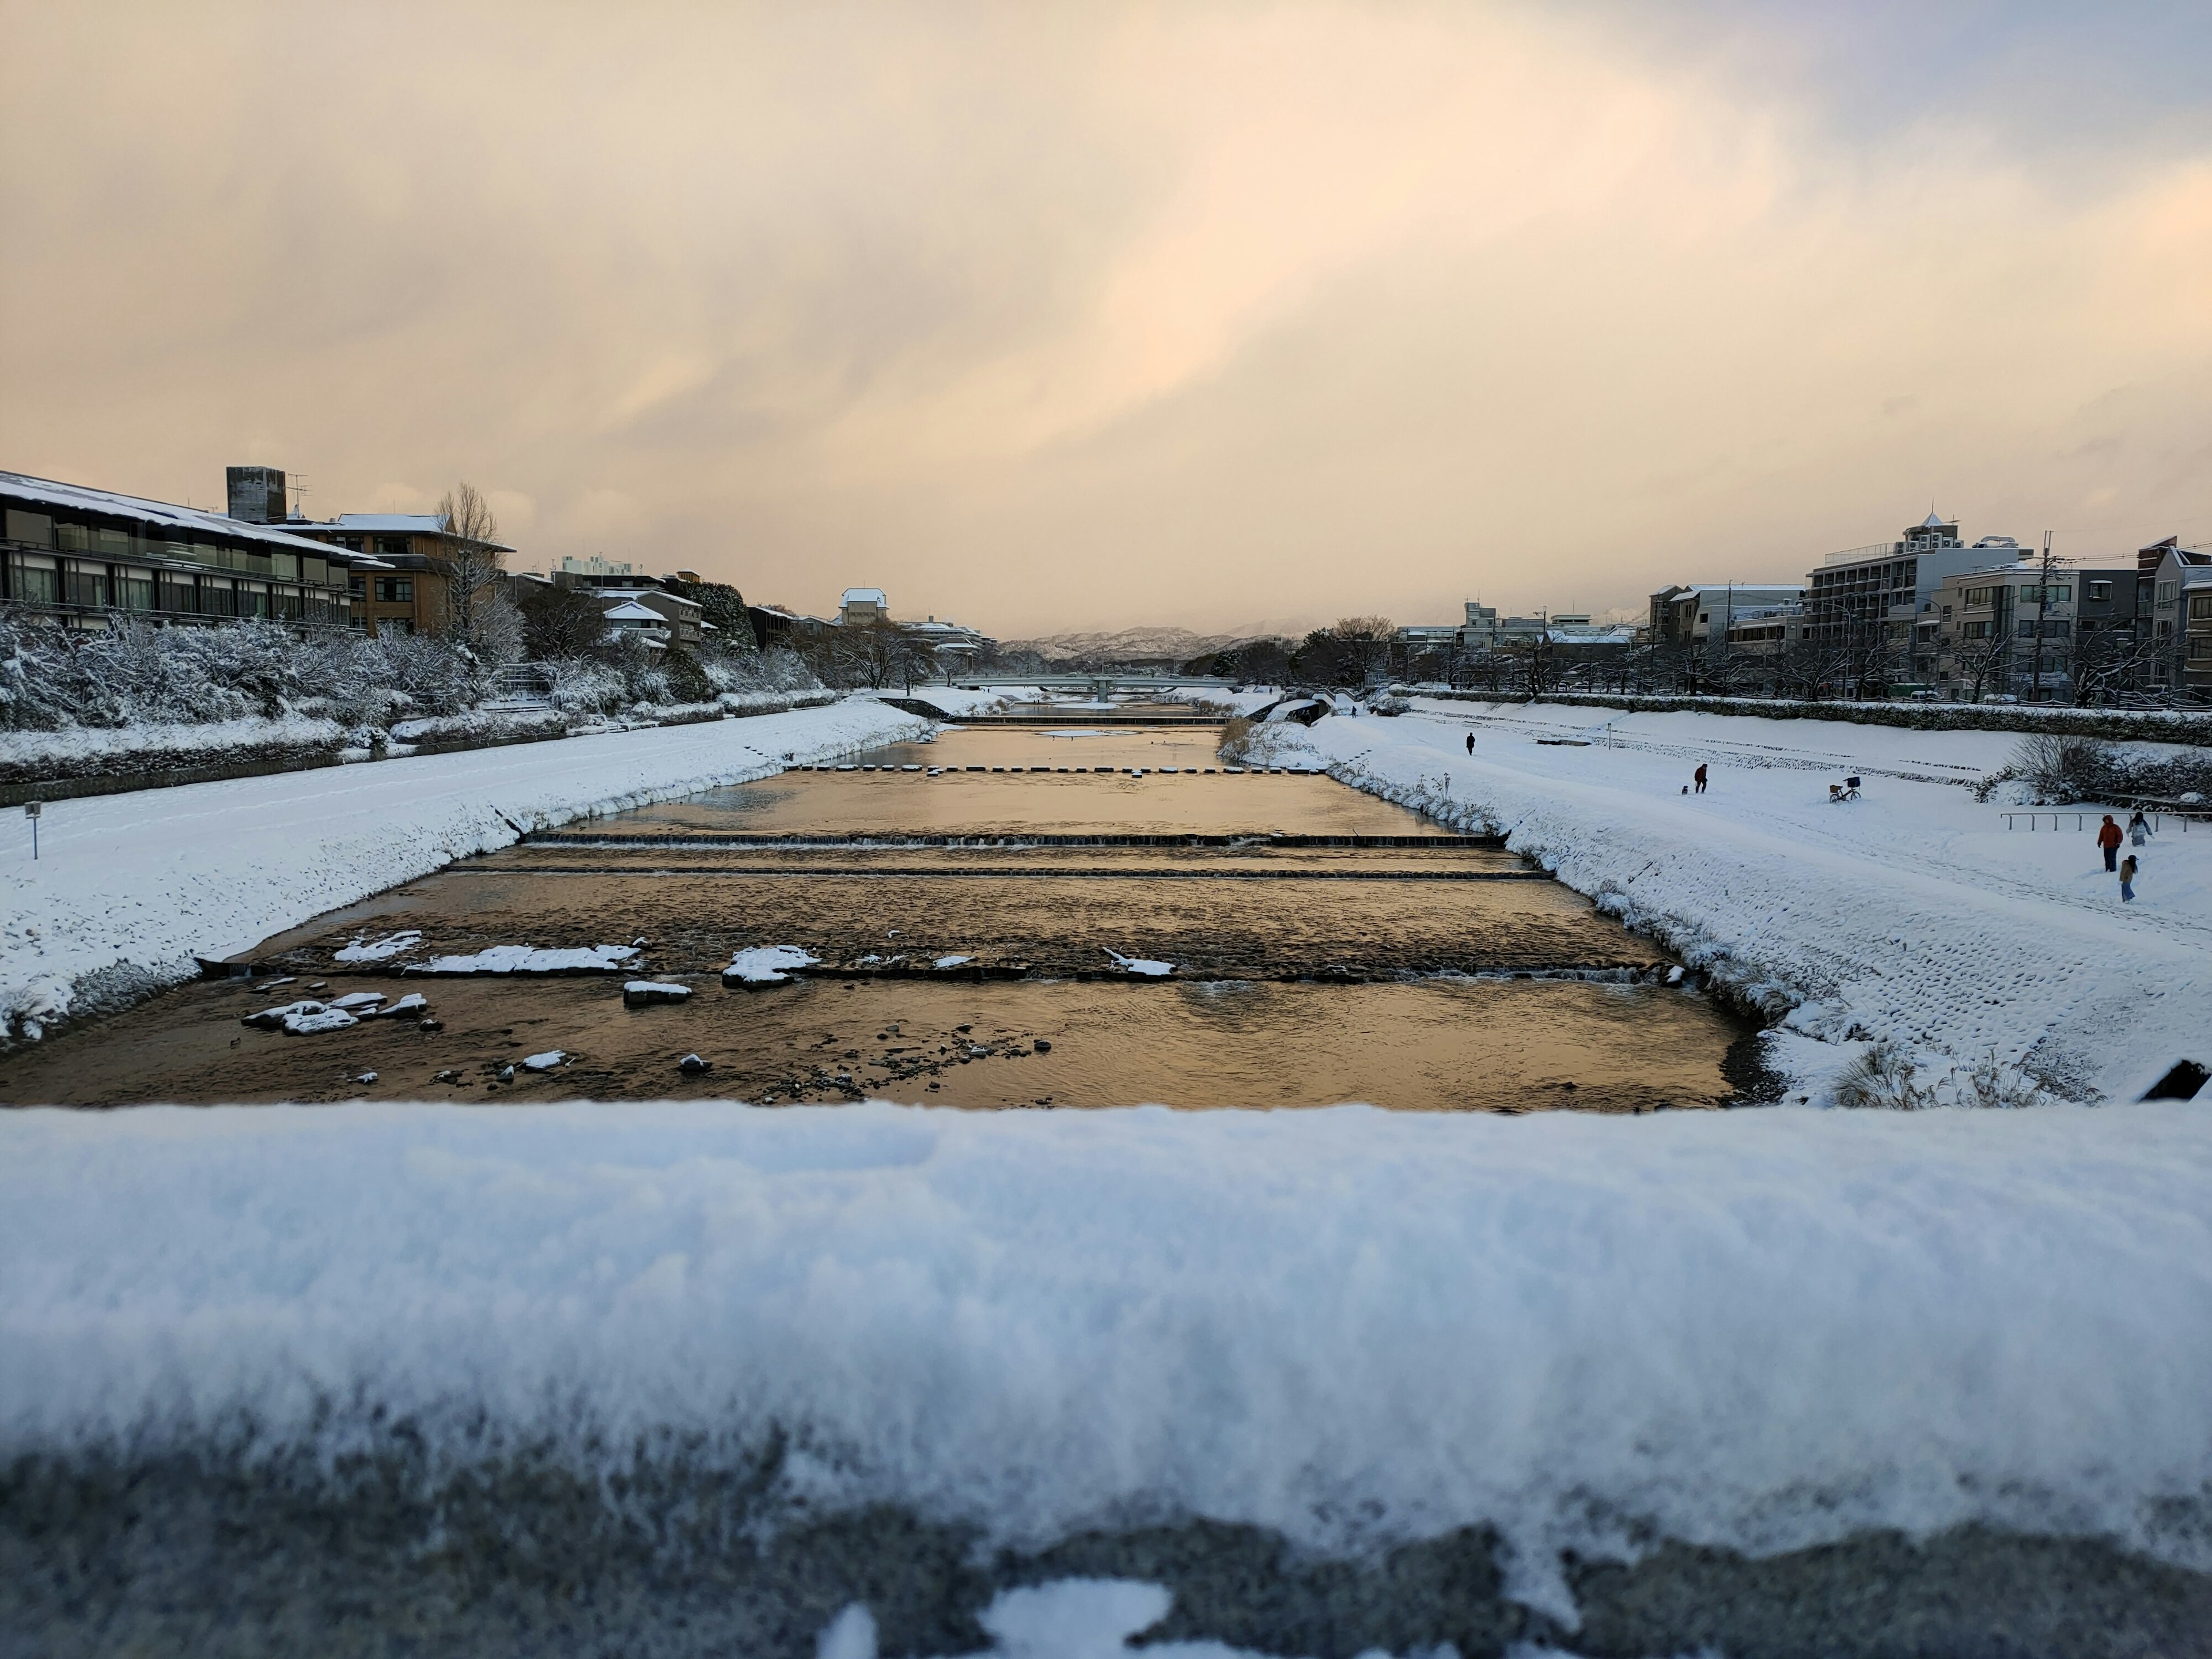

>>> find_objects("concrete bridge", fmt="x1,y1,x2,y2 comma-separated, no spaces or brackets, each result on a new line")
945,672,1238,697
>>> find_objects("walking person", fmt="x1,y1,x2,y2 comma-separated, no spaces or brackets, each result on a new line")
1465,732,1475,756
2120,853,2138,903
2128,808,2152,848
1694,763,1708,794
2097,814,2122,872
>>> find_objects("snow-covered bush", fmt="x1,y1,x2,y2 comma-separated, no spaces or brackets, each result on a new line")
0,611,493,734
1973,736,2212,805
2009,734,2113,802
703,645,816,695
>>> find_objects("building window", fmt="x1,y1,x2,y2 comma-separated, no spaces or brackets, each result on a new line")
349,573,366,596
119,573,156,611
2087,581,2111,601
2190,637,2212,659
2190,593,2212,621
376,576,415,603
4,508,53,547
2158,581,2177,604
5,551,59,604
1961,621,1993,639
200,578,236,618
160,573,196,613
64,560,110,608
238,585,271,618
1963,586,1998,607
376,536,411,560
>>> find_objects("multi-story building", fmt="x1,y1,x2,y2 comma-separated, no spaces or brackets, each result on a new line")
2139,536,2212,694
277,497,516,639
1803,512,2031,684
2,469,373,631
1648,584,1804,649
1929,564,2139,700
839,587,889,627
1722,604,1806,657
599,585,705,649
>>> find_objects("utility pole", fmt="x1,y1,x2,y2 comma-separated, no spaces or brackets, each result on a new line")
2030,531,2055,704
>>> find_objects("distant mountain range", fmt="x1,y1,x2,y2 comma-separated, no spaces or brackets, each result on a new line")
1001,626,1281,665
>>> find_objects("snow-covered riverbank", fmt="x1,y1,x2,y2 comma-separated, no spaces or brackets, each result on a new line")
0,697,925,1041
1270,699,2210,1106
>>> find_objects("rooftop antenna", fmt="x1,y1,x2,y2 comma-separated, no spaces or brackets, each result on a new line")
287,473,309,519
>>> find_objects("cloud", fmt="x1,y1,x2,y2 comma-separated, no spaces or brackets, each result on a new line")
1,1,2207,632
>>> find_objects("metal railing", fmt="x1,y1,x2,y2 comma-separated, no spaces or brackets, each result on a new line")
2002,810,2196,832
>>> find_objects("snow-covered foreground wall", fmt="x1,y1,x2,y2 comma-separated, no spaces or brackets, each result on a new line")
4,1100,2210,1628
1276,701,2211,1107
0,698,923,1040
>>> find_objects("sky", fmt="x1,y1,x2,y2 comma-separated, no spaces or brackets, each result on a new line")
3,2,2209,639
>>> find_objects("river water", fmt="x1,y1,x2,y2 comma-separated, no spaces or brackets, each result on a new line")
0,721,1756,1110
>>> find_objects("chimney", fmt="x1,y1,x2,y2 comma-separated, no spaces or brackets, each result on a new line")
226,465,286,524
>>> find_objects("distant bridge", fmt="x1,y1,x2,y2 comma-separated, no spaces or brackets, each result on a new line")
945,673,1238,696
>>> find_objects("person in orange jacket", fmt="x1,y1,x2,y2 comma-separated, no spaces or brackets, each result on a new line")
2097,814,2122,872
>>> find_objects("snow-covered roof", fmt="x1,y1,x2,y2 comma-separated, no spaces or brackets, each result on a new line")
602,600,666,623
301,512,516,552
328,513,445,532
0,470,384,566
598,585,700,613
842,588,887,605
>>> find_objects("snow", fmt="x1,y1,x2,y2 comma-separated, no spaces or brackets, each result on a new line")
521,1051,566,1071
285,1007,358,1034
1,699,925,1040
3,1099,2209,1594
1270,699,2212,1105
724,944,821,985
324,991,385,1011
1104,949,1175,977
935,953,975,969
359,992,427,1020
411,943,639,975
333,930,421,963
622,980,690,997
0,714,347,777
240,999,360,1035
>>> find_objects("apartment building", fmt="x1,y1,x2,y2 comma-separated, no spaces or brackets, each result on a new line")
2,469,372,631
1929,565,2141,699
1801,512,2038,687
2139,536,2212,692
1648,584,1804,648
272,476,516,639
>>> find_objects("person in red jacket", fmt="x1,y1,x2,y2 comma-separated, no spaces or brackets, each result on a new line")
2097,814,2123,872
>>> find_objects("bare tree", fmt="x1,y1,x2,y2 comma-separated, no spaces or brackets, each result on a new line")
1951,620,2014,704
432,482,508,658
1328,616,1397,687
830,621,927,690
2065,618,2160,706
